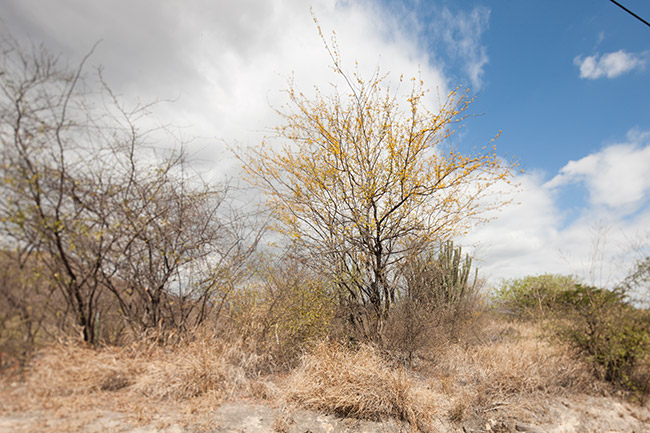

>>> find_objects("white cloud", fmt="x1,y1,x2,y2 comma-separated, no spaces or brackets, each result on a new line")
545,130,650,212
574,50,646,79
437,6,490,89
0,0,499,180
465,131,650,288
463,171,565,283
0,0,448,156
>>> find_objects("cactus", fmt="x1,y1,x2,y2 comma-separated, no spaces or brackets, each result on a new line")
436,240,477,306
402,240,478,309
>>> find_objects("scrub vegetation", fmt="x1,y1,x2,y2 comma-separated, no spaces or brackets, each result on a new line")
1,31,649,432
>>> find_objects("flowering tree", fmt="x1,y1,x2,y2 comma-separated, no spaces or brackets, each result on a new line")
239,36,514,337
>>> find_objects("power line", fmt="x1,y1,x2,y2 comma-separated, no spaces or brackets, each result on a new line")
608,0,650,29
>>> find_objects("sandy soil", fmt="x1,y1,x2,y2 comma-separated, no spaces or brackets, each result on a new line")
1,383,649,433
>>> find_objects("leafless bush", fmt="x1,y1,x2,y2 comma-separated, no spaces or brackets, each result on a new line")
0,34,258,345
383,241,484,365
0,250,62,368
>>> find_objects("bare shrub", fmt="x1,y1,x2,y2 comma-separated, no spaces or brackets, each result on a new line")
383,241,484,364
0,250,62,369
384,301,485,367
0,35,257,346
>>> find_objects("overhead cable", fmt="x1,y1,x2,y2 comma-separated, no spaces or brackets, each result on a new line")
608,0,650,29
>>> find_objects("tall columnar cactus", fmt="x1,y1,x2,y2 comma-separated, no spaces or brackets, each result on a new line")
401,240,478,310
436,241,477,306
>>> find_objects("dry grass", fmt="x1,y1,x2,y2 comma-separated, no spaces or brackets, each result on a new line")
0,330,279,431
23,330,275,407
286,341,441,432
25,342,142,398
0,317,620,432
424,320,602,421
133,336,266,401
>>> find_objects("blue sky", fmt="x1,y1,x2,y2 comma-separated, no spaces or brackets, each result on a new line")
2,0,649,287
438,0,650,173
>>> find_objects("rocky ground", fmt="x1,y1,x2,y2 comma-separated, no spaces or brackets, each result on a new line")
1,393,649,433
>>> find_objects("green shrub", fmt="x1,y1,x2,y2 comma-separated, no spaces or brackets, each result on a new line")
227,256,335,368
496,274,650,396
494,274,577,320
554,284,650,394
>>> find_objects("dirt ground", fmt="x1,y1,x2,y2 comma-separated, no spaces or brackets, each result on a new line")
1,380,649,433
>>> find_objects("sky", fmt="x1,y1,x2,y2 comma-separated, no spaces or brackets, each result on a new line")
1,0,649,288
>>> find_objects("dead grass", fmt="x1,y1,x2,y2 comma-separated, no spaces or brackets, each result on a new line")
423,320,602,421
0,330,281,432
25,342,142,398
22,330,276,408
283,320,601,429
133,335,272,401
0,318,621,432
286,341,441,432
